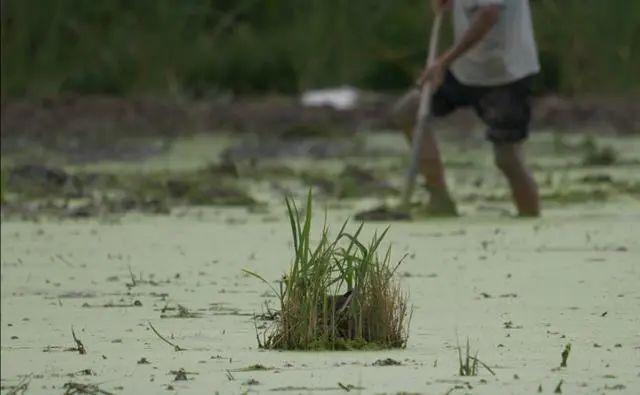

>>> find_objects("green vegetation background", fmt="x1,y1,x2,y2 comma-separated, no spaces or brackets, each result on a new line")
1,0,639,97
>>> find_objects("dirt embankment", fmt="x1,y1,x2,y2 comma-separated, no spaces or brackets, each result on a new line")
1,94,638,145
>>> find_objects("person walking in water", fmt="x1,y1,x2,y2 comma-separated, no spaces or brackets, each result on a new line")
395,0,541,217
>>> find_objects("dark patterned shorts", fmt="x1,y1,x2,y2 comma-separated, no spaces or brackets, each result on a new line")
394,70,533,144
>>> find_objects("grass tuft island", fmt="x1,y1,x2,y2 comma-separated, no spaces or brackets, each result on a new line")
245,192,410,350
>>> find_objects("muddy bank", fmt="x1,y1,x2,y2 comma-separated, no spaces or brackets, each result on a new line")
0,159,403,219
0,163,256,219
2,131,639,220
0,95,378,161
2,95,638,157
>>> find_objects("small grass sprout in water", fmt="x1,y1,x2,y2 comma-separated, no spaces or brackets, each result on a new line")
244,191,410,350
560,343,571,367
457,338,495,377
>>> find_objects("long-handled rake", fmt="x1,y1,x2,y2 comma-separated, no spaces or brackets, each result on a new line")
401,10,443,208
355,11,443,221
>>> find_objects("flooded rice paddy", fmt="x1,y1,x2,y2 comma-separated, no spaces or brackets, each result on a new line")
1,131,639,394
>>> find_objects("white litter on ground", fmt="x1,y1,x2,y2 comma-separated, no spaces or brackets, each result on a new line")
301,86,359,111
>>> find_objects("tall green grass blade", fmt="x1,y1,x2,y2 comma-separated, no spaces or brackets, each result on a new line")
285,197,299,257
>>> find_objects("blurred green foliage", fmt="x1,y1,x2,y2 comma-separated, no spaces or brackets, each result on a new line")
1,0,638,97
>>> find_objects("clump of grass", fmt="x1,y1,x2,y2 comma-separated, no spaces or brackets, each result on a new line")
583,145,618,166
244,191,410,350
581,136,618,166
457,338,495,377
301,165,397,200
458,338,478,376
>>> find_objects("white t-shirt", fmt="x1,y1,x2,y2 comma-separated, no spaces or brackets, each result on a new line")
450,0,540,86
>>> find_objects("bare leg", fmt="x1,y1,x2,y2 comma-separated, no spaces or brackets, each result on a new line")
392,90,456,215
401,126,448,192
401,126,457,214
394,90,450,191
493,143,540,217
